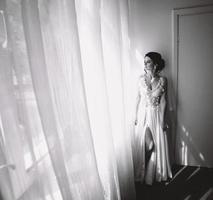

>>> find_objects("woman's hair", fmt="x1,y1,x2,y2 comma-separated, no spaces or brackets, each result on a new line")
145,52,165,72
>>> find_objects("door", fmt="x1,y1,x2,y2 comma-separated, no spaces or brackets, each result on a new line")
173,5,213,167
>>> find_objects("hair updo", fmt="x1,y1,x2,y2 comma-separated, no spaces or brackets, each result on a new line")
145,52,165,72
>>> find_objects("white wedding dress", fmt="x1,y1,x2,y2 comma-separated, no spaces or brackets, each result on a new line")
133,75,172,185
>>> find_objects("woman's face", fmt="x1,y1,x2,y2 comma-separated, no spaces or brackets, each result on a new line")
144,56,155,72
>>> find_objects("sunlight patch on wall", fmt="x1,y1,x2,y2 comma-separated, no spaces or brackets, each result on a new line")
199,153,205,161
0,10,8,48
0,114,6,145
181,140,188,165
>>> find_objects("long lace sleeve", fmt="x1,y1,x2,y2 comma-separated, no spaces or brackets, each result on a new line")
152,77,167,97
158,77,167,129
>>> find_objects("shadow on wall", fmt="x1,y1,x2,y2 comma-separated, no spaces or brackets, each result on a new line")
176,124,209,167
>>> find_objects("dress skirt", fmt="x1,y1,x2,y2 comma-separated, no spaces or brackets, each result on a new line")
133,79,172,185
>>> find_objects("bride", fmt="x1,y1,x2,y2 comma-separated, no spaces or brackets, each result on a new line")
133,52,172,185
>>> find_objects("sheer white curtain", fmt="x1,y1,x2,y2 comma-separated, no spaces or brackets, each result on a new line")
0,0,135,199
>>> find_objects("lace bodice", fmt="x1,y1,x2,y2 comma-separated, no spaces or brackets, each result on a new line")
139,75,167,108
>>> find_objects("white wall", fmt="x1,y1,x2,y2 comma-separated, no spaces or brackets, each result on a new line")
129,0,213,165
129,0,213,74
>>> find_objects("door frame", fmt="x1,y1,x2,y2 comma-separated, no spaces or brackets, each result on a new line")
171,4,213,163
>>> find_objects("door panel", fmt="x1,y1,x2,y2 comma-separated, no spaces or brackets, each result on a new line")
176,10,213,167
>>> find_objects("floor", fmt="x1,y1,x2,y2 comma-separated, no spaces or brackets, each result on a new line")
135,165,213,200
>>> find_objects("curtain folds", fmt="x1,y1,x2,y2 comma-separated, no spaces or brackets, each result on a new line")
0,0,136,199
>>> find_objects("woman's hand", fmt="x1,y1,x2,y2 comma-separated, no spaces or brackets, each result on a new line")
161,123,169,132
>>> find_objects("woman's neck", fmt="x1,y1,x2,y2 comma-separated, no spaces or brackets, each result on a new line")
146,72,157,80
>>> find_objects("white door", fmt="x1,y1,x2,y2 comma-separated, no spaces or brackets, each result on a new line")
173,6,213,167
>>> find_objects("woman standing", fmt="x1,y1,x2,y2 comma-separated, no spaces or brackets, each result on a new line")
133,52,172,185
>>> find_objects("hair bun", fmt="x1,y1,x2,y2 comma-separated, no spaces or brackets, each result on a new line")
145,52,165,72
158,58,165,72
